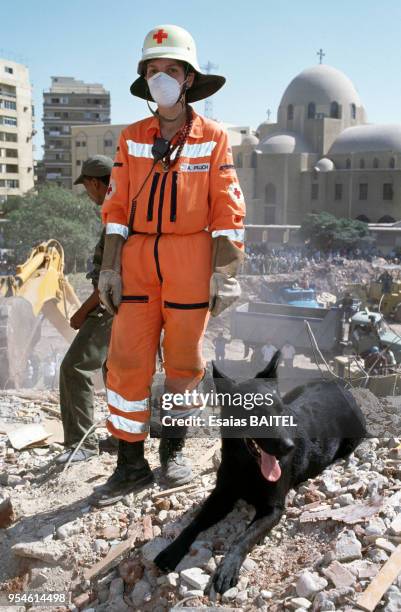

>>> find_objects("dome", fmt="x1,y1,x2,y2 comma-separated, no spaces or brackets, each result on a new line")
329,124,401,154
279,64,363,108
259,132,314,154
242,134,259,146
314,157,335,172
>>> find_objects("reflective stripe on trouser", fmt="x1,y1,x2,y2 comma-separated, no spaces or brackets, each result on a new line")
105,231,211,442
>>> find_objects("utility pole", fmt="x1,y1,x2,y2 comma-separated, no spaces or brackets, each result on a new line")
201,61,218,118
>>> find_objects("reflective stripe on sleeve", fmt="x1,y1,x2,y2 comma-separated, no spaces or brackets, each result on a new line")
211,229,245,242
107,389,149,413
107,414,149,434
106,223,129,239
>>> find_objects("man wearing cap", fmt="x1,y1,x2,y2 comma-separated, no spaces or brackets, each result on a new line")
55,155,114,464
94,25,245,506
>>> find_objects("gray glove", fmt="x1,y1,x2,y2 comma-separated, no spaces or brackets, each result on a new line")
98,270,122,315
209,272,241,317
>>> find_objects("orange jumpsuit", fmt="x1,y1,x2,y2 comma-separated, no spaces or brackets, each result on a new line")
102,109,245,442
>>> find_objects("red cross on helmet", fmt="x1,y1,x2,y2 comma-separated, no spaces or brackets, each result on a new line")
130,24,226,103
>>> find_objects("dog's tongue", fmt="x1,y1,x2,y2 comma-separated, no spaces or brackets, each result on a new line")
260,450,281,482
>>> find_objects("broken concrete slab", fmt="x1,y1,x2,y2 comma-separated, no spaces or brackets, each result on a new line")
11,541,65,564
7,423,49,450
322,560,356,588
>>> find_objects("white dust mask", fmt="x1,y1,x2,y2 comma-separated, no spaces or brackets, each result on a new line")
147,72,183,108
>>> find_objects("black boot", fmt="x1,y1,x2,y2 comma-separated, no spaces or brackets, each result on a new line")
159,435,193,486
92,439,154,507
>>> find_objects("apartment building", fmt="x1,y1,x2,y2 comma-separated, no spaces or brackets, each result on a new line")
43,77,110,189
0,59,35,202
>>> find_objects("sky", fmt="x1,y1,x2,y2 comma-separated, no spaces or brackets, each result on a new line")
3,0,401,158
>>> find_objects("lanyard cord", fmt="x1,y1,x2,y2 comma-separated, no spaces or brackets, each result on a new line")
161,105,193,170
127,106,193,234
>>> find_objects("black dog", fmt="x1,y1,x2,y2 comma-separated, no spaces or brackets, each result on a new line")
154,351,367,594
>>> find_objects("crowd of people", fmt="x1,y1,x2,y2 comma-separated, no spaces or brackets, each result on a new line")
242,243,401,275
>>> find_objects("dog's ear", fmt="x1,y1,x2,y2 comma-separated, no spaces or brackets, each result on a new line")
212,361,231,381
255,350,281,379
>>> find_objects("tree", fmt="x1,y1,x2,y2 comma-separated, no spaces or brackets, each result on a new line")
299,212,373,252
2,185,102,272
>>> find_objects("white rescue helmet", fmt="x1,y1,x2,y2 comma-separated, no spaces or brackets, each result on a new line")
130,24,225,103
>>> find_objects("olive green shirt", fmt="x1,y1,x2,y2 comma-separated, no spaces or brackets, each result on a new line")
86,228,105,289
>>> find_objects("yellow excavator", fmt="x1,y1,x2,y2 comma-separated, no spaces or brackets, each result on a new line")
0,240,80,388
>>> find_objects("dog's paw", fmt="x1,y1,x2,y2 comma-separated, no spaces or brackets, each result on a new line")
208,556,241,595
154,544,184,573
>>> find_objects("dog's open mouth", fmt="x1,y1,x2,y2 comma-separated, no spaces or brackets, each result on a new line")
246,439,282,482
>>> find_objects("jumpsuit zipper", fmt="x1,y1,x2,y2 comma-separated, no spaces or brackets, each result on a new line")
147,172,160,221
157,172,169,234
170,171,178,222
154,235,163,283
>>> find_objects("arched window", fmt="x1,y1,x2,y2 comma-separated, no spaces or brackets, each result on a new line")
373,158,379,168
307,102,316,119
351,103,356,120
389,157,396,169
75,130,87,148
103,130,114,149
330,101,340,119
359,159,365,169
287,104,294,120
378,215,395,223
356,214,370,223
265,183,276,204
346,158,351,169
236,152,243,168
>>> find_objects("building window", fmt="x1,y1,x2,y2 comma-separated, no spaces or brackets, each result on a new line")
359,159,365,169
264,206,276,224
0,132,17,142
251,151,257,169
104,139,113,147
236,152,243,168
4,66,13,74
383,183,394,200
307,102,316,119
330,101,340,118
287,104,294,120
389,157,396,169
0,99,16,110
311,184,319,200
359,183,368,200
51,98,60,104
346,158,351,169
76,141,80,147
0,116,17,127
5,164,18,174
351,103,356,119
6,179,19,188
334,183,343,200
265,183,276,204
373,158,379,168
76,160,82,166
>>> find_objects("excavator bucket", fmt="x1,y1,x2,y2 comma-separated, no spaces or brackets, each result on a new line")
0,240,81,389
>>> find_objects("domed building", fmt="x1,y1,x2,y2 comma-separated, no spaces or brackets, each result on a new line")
234,64,401,228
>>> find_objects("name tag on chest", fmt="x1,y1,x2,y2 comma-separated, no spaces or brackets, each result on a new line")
180,162,210,173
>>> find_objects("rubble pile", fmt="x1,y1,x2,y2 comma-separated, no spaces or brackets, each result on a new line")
238,259,382,301
1,389,401,611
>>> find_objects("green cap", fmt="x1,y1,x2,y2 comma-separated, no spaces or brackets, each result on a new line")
74,155,114,185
